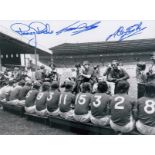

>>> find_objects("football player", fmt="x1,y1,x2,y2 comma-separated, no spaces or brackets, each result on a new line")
59,81,75,120
109,80,136,133
25,82,41,114
35,82,50,116
46,81,60,116
17,81,32,106
136,83,155,135
90,81,111,126
74,82,92,123
7,80,25,105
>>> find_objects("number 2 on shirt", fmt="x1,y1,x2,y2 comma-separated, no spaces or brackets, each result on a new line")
114,96,125,110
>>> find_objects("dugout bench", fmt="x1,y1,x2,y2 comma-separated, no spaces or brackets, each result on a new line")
25,113,49,125
48,115,116,135
2,102,25,116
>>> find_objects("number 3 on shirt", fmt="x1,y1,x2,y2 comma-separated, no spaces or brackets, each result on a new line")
47,93,54,101
114,96,125,110
93,95,102,107
144,100,155,114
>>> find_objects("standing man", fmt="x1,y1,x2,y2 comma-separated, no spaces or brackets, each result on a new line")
107,60,129,94
147,56,155,83
80,61,96,86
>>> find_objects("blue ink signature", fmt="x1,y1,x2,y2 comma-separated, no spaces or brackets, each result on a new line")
10,21,101,46
56,21,101,35
106,22,147,41
10,22,54,46
10,22,54,36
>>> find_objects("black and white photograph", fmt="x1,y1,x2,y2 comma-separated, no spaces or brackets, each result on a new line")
0,20,155,135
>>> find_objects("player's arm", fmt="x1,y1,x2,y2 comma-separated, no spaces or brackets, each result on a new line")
107,72,116,82
80,72,91,79
71,94,76,109
132,99,138,120
107,97,112,115
117,69,130,82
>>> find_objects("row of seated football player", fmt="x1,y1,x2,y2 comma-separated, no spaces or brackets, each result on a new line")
23,80,155,135
3,79,155,135
0,80,32,105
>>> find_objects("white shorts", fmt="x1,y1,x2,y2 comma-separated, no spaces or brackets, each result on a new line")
110,116,135,133
47,108,59,116
7,99,19,105
90,115,110,126
136,120,155,135
74,111,91,123
18,100,25,106
35,108,47,116
59,109,74,120
25,105,36,114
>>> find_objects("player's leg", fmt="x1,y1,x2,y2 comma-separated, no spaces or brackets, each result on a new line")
60,110,74,120
47,108,59,116
25,105,36,114
91,115,110,126
136,120,155,135
74,111,90,123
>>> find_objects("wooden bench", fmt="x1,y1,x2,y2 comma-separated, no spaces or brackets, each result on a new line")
25,113,49,125
2,103,25,116
48,115,116,135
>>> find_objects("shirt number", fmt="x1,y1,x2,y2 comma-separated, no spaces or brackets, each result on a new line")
47,92,54,101
93,95,102,107
78,94,86,105
37,92,43,100
114,96,125,110
144,100,155,114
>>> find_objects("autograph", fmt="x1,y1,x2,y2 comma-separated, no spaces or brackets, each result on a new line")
106,22,147,41
56,21,101,35
10,22,54,36
10,21,101,46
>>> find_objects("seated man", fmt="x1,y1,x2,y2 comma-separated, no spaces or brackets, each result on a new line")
46,81,60,116
90,81,111,126
25,82,41,114
74,82,92,123
107,60,129,94
7,80,25,105
136,83,155,135
0,79,14,102
17,81,32,106
109,81,136,133
59,81,75,120
35,82,50,116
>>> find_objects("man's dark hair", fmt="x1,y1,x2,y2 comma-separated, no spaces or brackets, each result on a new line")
97,81,108,93
145,83,155,97
117,80,130,94
33,82,41,90
18,80,25,87
42,82,50,91
51,81,59,90
81,82,91,93
8,80,14,86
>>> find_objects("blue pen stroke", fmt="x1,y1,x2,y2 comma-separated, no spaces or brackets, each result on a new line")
106,22,147,41
10,21,54,46
10,22,54,36
56,21,101,36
